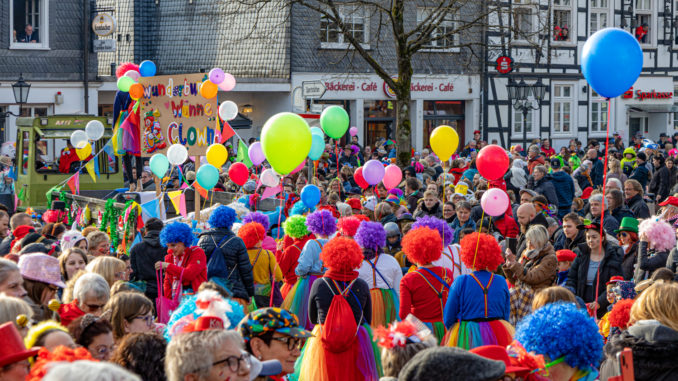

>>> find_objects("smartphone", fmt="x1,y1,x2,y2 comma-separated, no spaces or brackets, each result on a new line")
506,237,517,256
616,348,634,381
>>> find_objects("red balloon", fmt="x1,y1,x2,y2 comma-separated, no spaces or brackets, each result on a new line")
476,144,509,181
228,162,249,186
354,167,369,190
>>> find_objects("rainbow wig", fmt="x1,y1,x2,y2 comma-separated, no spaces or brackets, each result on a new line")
515,303,603,370
283,215,309,239
355,221,386,252
459,232,503,272
305,209,337,237
237,222,266,249
320,236,363,272
242,211,270,232
337,216,363,238
638,218,676,252
208,205,237,229
411,215,453,247
401,227,442,265
160,222,194,247
115,62,139,79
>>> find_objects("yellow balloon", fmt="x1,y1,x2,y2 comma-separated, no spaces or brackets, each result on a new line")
76,143,92,160
206,143,228,167
429,125,459,161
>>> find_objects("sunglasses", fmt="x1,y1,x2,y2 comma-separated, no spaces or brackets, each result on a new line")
618,232,629,238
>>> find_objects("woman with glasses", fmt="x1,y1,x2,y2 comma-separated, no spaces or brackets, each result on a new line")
68,314,115,361
18,253,65,322
105,291,155,343
615,217,639,280
58,273,110,327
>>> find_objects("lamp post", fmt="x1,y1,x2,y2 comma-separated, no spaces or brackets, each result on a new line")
3,74,31,117
506,77,547,150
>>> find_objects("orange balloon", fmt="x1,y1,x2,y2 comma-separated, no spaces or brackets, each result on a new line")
200,80,218,99
129,83,144,100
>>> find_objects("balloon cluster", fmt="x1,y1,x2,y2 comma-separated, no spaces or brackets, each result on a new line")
149,142,230,191
117,60,156,100
199,67,237,102
69,120,106,160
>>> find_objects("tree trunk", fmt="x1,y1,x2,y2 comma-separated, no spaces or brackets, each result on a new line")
395,61,413,167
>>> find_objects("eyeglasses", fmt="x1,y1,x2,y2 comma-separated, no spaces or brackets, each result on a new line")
93,344,116,358
618,232,629,238
132,315,154,326
271,335,306,351
212,353,251,373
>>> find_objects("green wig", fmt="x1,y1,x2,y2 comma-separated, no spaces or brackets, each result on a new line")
283,215,309,239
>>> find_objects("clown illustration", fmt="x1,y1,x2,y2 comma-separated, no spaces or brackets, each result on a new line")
143,111,167,154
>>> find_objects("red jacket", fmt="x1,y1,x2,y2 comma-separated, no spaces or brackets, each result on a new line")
58,300,85,328
277,235,313,287
541,147,556,158
494,214,519,239
162,246,207,297
399,267,453,323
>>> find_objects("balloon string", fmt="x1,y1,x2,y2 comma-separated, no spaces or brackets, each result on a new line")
472,209,485,269
277,175,285,239
594,98,612,319
335,141,339,177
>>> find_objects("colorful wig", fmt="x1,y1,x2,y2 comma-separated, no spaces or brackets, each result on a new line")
515,303,603,370
305,209,337,237
242,211,270,232
28,346,95,381
237,222,265,249
208,205,237,229
411,215,453,247
401,227,442,265
608,299,634,331
337,216,362,238
160,222,194,247
164,290,245,341
283,215,309,239
460,232,503,272
638,218,676,252
115,62,139,79
319,236,363,272
24,320,69,350
355,221,386,252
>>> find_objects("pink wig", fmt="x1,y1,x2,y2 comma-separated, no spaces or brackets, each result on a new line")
639,218,676,252
116,62,139,79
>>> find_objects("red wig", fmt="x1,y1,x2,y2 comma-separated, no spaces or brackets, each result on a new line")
353,214,370,223
460,232,503,271
28,346,95,381
401,227,442,265
609,299,634,330
320,236,363,272
237,222,265,249
337,216,362,238
116,62,139,79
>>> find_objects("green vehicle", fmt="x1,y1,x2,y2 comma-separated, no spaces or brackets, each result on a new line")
15,115,124,210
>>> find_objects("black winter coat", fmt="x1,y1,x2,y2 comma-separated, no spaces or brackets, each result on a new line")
649,165,671,201
0,235,12,256
611,205,634,223
621,241,638,281
564,230,587,252
567,242,623,317
529,176,559,206
626,194,651,219
634,241,670,282
129,230,167,300
593,211,619,237
197,228,254,300
667,247,678,273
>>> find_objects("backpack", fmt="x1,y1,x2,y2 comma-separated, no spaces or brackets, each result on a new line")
206,235,238,289
320,278,361,353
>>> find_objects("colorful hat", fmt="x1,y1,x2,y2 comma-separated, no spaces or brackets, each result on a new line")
606,275,624,286
385,194,400,204
581,187,594,200
454,182,469,197
659,196,678,207
182,316,224,333
556,249,577,262
361,196,378,212
577,221,601,232
614,217,639,234
18,253,66,288
0,322,40,367
470,345,530,376
238,308,313,341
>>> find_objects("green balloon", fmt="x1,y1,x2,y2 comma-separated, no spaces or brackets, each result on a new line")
149,153,169,178
320,106,349,139
261,113,312,175
117,76,135,92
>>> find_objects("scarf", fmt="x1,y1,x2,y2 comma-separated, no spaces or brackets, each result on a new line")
324,268,359,282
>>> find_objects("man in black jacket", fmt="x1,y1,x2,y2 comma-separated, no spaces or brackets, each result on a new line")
130,218,165,301
649,154,671,203
624,179,651,219
514,203,549,256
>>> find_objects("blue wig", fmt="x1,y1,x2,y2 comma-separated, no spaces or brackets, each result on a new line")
163,292,245,341
208,205,237,229
160,222,194,247
515,303,603,370
290,201,315,216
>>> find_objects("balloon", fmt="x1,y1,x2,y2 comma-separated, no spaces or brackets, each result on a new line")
196,164,219,190
219,101,238,121
206,144,228,167
382,164,402,190
260,169,280,187
209,68,225,85
200,80,218,99
354,167,368,189
261,112,312,175
581,28,643,99
117,76,134,92
248,142,266,166
290,160,306,174
363,160,385,185
476,145,509,181
218,73,236,91
320,106,350,139
124,70,141,81
139,60,157,77
308,134,325,161
429,125,459,161
301,185,321,208
167,144,188,165
149,153,169,178
349,126,358,136
85,120,104,141
70,130,88,149
480,188,510,217
228,162,249,186
75,143,91,160
310,127,324,137
129,83,144,100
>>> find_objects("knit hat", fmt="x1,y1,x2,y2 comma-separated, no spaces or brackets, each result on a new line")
556,249,576,262
60,230,87,252
398,347,505,381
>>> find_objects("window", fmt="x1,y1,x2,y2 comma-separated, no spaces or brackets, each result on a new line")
673,88,678,130
423,101,465,148
552,84,574,134
320,4,368,49
19,106,50,118
513,7,533,40
417,8,459,51
513,109,534,135
553,0,572,42
634,0,652,44
589,0,609,35
590,91,608,133
10,0,49,49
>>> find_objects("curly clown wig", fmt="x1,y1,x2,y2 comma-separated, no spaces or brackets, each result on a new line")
460,232,503,272
515,303,603,370
242,211,270,232
305,209,337,237
638,218,676,252
337,216,363,238
115,62,139,79
283,215,309,239
609,299,634,331
355,221,386,253
27,346,95,381
401,227,442,265
160,222,194,247
319,236,363,272
208,205,237,229
290,201,314,216
411,215,453,247
237,222,266,250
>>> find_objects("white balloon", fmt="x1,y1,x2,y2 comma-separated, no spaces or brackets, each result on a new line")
260,168,280,187
124,70,141,81
70,130,88,149
167,144,188,165
85,120,105,141
219,101,238,121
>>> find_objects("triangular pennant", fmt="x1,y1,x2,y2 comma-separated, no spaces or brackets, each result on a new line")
194,183,208,199
17,187,25,201
93,156,100,177
168,190,182,214
236,140,252,168
141,199,159,219
131,232,142,247
103,142,115,160
14,193,18,209
8,166,16,181
261,185,281,200
85,161,97,182
221,119,235,143
179,193,187,217
136,213,144,232
67,173,80,195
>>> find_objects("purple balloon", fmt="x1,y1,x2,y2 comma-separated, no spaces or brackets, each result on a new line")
248,142,266,166
363,159,385,185
209,68,225,85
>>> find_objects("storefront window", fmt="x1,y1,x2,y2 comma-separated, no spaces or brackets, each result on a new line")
423,101,465,149
364,100,395,148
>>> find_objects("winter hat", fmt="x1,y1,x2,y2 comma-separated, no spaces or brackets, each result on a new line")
398,347,505,381
384,222,400,238
60,230,87,252
556,249,576,262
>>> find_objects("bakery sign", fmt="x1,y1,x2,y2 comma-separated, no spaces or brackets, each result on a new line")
92,13,116,37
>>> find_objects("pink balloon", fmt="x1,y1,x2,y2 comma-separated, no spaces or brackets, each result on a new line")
218,73,236,91
262,236,276,251
363,160,385,185
124,70,140,81
290,160,306,174
480,188,509,217
382,164,402,189
349,126,358,136
248,142,266,166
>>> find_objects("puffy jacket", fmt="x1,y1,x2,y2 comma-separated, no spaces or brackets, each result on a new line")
634,241,669,282
549,170,575,209
198,228,254,300
529,176,559,206
129,230,167,300
162,246,207,297
567,243,623,317
620,147,637,175
626,194,651,219
527,155,545,174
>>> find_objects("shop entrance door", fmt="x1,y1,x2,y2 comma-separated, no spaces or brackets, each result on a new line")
629,115,648,140
365,118,394,148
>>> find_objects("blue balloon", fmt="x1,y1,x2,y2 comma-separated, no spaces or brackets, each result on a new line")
300,184,321,208
196,164,219,190
139,60,157,77
310,127,324,137
581,28,643,99
308,134,325,161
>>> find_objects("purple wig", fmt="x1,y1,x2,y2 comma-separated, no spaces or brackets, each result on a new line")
355,221,386,256
388,188,403,198
305,209,337,237
412,215,453,247
242,211,270,232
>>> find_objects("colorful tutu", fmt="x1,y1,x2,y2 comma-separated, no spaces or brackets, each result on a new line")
281,282,294,299
281,275,319,330
423,321,447,345
369,288,399,328
444,319,514,350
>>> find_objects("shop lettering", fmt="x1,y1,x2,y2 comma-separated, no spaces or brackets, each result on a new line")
325,82,355,91
167,122,217,146
326,80,454,93
622,87,673,101
361,82,377,91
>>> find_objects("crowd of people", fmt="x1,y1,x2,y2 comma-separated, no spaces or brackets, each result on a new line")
3,129,678,381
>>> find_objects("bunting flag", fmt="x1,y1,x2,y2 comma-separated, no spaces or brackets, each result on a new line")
141,199,160,219
261,185,281,200
17,187,25,201
85,161,97,182
131,232,142,247
194,183,208,199
221,119,236,143
168,190,183,214
67,173,80,195
14,193,18,210
7,166,16,181
236,140,252,168
136,213,144,232
179,194,187,217
93,156,100,177
103,143,115,161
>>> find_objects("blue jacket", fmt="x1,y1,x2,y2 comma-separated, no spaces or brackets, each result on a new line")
630,162,650,189
443,270,510,328
550,170,575,208
591,157,605,187
450,218,476,244
295,238,329,276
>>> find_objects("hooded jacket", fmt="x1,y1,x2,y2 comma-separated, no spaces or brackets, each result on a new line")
130,230,167,300
550,170,575,209
198,227,255,300
567,242,623,317
630,161,650,189
529,175,559,206
620,147,637,175
527,154,545,174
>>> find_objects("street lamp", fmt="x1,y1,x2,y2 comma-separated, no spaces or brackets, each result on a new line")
3,74,31,117
506,77,547,150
